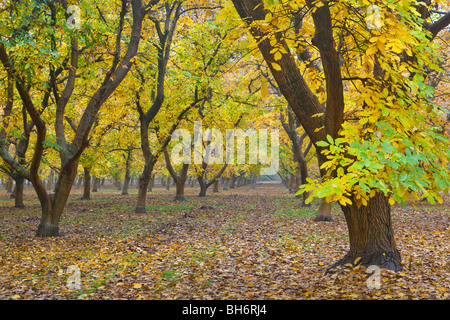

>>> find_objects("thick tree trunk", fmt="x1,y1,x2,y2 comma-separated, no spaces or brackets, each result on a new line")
328,192,402,272
172,163,189,202
35,164,79,237
135,177,149,213
198,183,207,197
135,162,155,213
174,180,186,201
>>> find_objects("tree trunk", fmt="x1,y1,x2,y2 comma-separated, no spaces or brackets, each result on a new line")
35,163,79,237
92,176,100,192
171,163,189,202
198,182,207,197
313,152,333,221
46,169,54,191
313,198,333,221
135,162,155,213
298,156,310,206
223,178,229,190
81,167,91,200
14,175,25,208
166,176,171,190
122,173,130,195
147,174,154,192
328,192,402,272
289,173,296,194
174,179,186,201
229,174,236,189
6,177,13,193
213,180,219,193
76,176,83,189
122,149,132,195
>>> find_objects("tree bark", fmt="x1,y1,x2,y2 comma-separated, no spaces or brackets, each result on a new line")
92,176,100,192
14,175,25,208
313,151,333,221
81,167,91,200
314,198,333,222
121,149,132,195
35,162,79,237
328,192,402,272
229,174,236,189
135,161,155,213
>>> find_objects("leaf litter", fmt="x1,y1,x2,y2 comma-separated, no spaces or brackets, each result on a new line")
0,183,448,300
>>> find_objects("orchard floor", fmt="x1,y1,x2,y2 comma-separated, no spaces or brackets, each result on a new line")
0,182,448,300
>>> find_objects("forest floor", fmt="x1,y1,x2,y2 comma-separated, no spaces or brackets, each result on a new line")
0,182,448,300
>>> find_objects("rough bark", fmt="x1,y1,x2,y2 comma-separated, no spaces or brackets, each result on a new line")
327,192,402,272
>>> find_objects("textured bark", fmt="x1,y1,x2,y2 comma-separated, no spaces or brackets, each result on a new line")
35,163,79,237
174,178,187,201
328,192,402,272
135,162,155,213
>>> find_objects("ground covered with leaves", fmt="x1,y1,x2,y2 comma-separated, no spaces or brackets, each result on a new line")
0,183,448,300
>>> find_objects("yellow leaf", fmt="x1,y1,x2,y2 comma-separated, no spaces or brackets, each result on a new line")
314,126,324,132
271,62,282,71
12,295,20,300
274,51,282,61
389,197,395,205
366,46,377,55
261,82,268,97
133,283,142,289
